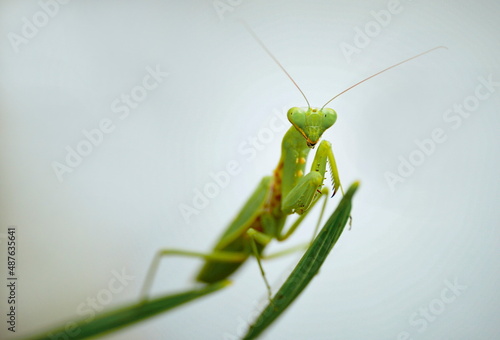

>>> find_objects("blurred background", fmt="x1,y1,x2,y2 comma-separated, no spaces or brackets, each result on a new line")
1,1,499,339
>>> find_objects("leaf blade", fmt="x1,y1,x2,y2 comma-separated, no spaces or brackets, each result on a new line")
25,280,230,340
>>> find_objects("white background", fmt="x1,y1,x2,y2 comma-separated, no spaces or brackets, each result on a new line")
1,1,499,339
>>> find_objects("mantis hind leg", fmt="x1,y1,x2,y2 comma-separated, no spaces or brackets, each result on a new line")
141,176,274,301
140,249,247,302
247,227,273,300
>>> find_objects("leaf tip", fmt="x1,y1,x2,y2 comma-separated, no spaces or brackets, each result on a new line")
220,279,232,288
346,180,360,196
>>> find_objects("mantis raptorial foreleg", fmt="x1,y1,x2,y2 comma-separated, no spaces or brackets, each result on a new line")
278,187,329,242
282,140,343,216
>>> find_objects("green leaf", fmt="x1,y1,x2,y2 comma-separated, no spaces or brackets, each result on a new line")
243,181,359,339
25,280,230,340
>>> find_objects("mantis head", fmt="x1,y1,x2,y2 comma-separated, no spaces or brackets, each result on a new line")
287,107,337,148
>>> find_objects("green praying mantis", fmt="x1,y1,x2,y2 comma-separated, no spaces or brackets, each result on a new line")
140,26,445,303
23,27,446,340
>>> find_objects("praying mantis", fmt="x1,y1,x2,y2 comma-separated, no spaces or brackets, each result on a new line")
20,23,448,340
140,27,445,303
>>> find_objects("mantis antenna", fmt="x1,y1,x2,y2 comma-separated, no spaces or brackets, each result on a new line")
321,46,447,109
243,21,311,109
243,21,446,110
